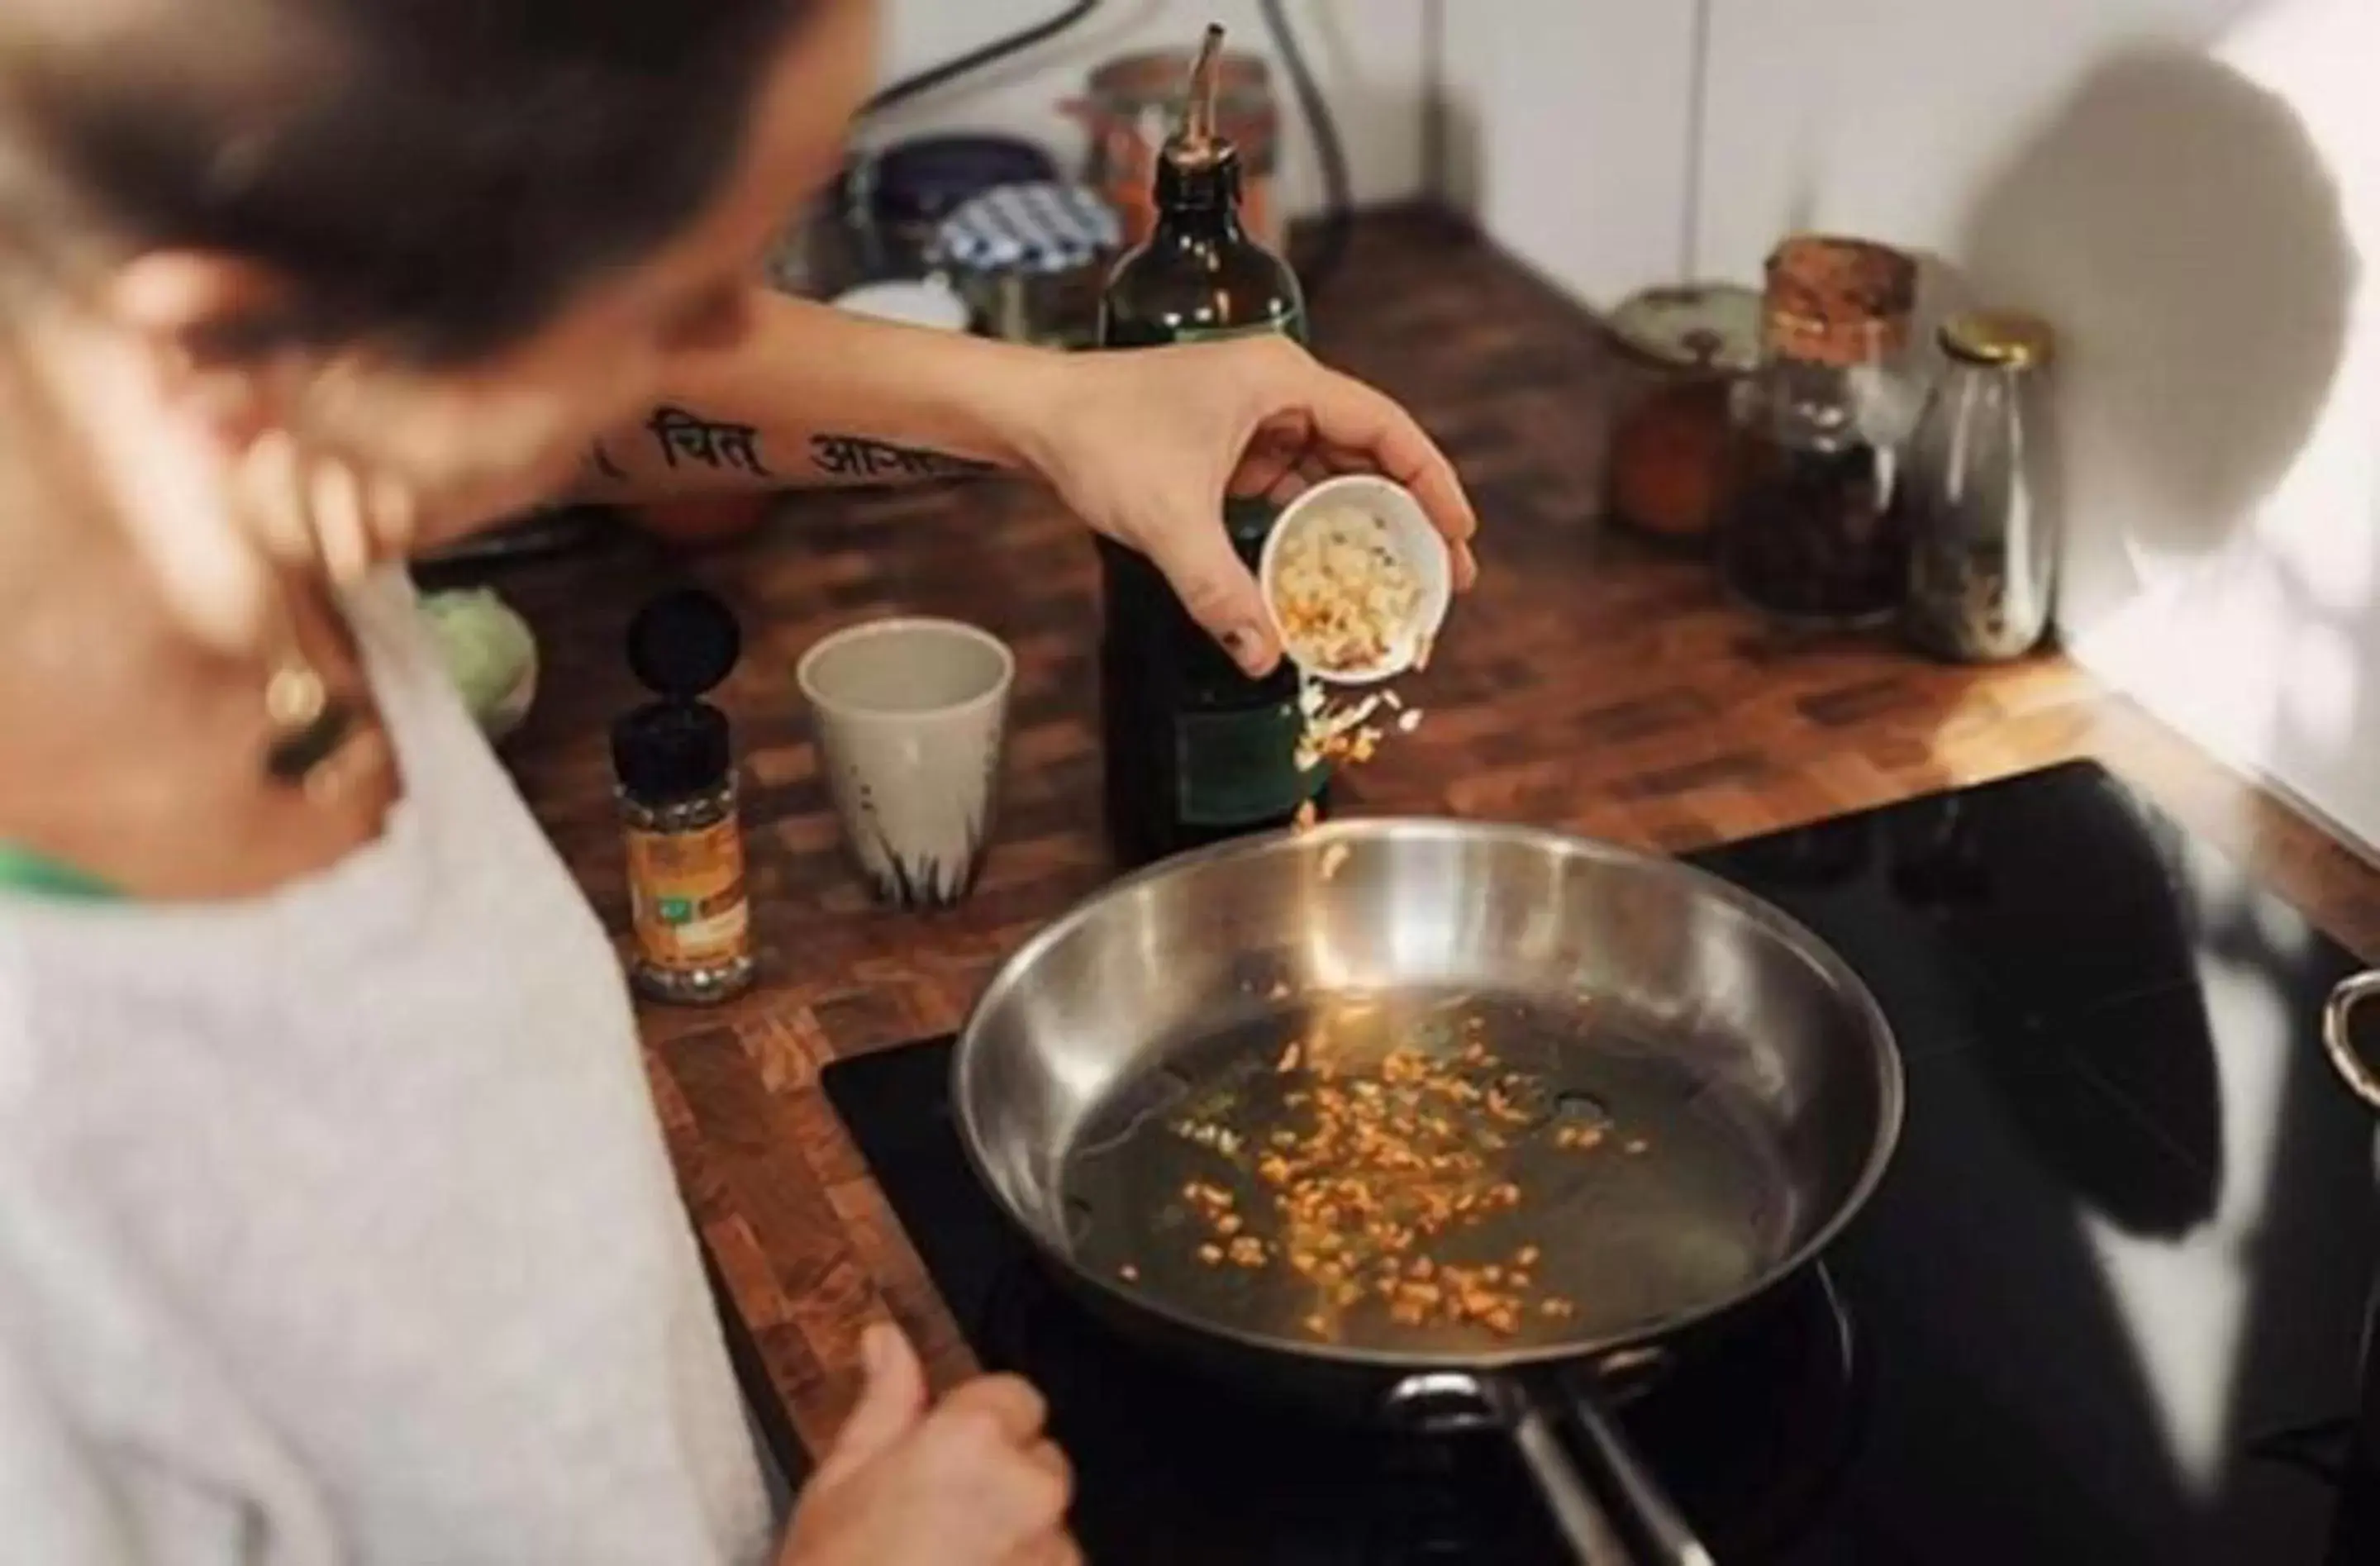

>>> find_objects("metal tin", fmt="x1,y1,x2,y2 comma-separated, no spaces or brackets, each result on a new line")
1608,284,1764,376
1603,284,1763,546
834,134,1059,287
934,181,1123,347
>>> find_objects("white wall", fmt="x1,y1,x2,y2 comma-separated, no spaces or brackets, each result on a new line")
869,0,1433,218
1431,1,1703,306
1687,0,2380,851
2057,0,2380,854
1446,0,2380,854
1691,0,2259,278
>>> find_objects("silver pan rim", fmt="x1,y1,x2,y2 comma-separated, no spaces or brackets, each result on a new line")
951,815,1908,1373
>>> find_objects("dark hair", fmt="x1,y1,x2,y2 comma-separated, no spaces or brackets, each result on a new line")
0,0,809,361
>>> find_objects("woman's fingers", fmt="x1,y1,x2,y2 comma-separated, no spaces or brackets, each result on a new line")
915,1380,1073,1553
307,455,374,587
236,430,421,593
1242,352,1478,592
812,1322,928,1488
1251,451,1338,510
1130,504,1280,677
986,1449,1079,1566
1271,360,1476,553
1020,1438,1072,1496
934,1373,1050,1445
1227,428,1307,502
364,465,422,564
997,1536,1086,1566
237,429,316,568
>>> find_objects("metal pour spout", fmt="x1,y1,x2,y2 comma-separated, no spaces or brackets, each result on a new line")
1172,23,1228,166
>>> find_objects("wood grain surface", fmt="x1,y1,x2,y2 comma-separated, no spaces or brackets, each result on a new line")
480,207,2380,1467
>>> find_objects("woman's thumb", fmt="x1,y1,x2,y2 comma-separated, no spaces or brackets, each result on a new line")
813,1322,926,1487
1135,511,1282,678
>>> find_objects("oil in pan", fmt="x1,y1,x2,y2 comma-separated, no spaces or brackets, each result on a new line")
1061,985,1797,1356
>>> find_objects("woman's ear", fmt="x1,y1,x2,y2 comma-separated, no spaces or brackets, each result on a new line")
104,249,316,445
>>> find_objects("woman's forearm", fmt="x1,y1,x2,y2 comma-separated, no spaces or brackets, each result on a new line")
569,291,1069,502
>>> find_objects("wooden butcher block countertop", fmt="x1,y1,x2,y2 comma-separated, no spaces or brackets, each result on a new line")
485,207,2380,1476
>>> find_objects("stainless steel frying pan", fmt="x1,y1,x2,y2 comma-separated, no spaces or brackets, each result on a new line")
954,819,1904,1564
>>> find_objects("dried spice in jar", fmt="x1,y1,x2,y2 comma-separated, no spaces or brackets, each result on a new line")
1717,236,1922,628
613,588,754,1006
1903,310,2061,663
1603,284,1761,547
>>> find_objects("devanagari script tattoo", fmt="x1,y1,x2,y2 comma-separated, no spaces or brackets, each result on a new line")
646,405,770,477
808,433,997,483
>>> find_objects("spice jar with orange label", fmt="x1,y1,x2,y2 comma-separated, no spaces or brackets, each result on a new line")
613,588,754,1005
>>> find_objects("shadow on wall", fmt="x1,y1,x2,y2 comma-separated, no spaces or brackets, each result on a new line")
1955,46,2354,636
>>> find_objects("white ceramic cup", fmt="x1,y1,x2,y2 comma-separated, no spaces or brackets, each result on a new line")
797,617,1014,909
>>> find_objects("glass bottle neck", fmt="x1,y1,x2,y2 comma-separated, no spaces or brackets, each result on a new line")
1152,155,1246,241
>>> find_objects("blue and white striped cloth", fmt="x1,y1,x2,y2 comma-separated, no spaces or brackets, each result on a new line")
934,181,1121,276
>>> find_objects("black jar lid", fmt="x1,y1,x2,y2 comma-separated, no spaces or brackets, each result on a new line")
626,587,740,698
613,589,740,804
612,703,730,805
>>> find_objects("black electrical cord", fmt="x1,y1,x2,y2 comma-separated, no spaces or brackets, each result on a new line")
855,0,1349,301
1256,0,1354,305
861,0,1105,118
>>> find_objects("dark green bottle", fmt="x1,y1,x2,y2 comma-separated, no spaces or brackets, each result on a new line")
1096,22,1319,869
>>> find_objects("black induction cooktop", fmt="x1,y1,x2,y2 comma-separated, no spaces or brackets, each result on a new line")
822,760,2380,1564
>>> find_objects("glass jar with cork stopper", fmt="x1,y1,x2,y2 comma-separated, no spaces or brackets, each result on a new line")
1716,236,1922,628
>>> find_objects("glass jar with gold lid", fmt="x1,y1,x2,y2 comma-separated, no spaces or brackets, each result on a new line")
1902,309,2060,662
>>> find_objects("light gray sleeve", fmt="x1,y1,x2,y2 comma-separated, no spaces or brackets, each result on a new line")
0,1317,137,1565
0,1218,278,1561
0,1325,260,1566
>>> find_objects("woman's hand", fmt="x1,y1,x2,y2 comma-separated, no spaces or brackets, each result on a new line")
779,1323,1078,1566
1014,336,1478,677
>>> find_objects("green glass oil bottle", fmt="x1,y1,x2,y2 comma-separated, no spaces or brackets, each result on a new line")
1096,22,1319,869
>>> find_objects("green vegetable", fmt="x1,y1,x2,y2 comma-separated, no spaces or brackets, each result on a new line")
420,588,536,731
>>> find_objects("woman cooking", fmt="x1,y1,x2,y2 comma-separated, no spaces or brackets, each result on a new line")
0,0,1477,1563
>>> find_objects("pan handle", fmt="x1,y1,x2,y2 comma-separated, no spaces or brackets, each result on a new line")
1383,1372,1634,1565
1557,1378,1719,1566
1510,1378,1640,1566
2324,971,2380,1111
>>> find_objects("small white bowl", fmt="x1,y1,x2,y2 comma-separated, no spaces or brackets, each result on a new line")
1258,474,1453,684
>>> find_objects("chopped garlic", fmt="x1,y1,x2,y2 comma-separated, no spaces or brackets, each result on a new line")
1271,506,1422,675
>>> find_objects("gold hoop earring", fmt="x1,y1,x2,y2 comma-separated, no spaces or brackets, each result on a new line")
239,429,366,793
260,626,359,790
